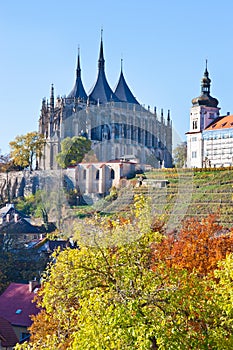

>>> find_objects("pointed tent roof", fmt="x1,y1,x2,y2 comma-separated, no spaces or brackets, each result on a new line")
88,31,120,104
114,59,139,104
68,48,87,100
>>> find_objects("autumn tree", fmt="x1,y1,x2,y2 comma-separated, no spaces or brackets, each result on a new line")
0,152,10,172
153,214,233,276
209,253,233,348
56,136,91,168
9,132,44,171
173,142,187,168
15,196,233,350
0,151,21,173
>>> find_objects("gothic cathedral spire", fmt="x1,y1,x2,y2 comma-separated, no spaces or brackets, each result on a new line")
76,47,81,79
98,29,105,71
50,84,54,112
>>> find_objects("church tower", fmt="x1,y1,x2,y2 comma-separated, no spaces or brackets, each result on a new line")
187,62,220,167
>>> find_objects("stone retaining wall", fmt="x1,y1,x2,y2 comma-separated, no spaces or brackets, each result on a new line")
0,169,76,202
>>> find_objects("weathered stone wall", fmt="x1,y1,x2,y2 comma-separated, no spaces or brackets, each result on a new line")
0,169,76,202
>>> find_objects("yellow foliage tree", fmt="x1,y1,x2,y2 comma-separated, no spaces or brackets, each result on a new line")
9,131,44,171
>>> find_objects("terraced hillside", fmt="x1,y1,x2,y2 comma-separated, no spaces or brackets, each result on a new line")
75,168,233,229
133,168,233,229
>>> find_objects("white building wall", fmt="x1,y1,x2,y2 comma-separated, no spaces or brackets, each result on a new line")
187,104,220,168
187,132,203,168
203,129,233,167
76,161,136,196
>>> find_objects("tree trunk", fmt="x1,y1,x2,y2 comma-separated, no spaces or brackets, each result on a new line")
150,336,158,349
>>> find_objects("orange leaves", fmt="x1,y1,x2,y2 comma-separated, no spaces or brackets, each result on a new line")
153,214,233,276
29,309,59,344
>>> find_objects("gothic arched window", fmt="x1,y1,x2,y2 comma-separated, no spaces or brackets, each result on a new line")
110,169,115,180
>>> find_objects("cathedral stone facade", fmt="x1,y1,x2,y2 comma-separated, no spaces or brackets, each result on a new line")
39,34,172,170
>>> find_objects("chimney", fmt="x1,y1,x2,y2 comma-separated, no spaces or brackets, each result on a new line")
6,203,14,209
29,279,38,293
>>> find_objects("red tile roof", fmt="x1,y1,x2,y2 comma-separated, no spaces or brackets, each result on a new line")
0,283,40,327
205,114,233,131
0,316,18,347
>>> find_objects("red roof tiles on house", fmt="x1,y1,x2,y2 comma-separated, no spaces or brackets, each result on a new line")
0,283,40,327
205,114,233,131
0,316,18,347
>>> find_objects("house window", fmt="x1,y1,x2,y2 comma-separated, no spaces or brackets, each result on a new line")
192,151,197,158
20,332,29,342
96,170,99,180
193,120,198,130
192,137,197,142
83,170,86,180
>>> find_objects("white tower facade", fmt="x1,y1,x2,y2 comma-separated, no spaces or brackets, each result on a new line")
187,63,220,168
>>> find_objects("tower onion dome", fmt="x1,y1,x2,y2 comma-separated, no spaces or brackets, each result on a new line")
114,59,139,104
88,32,120,104
68,49,87,101
192,61,218,108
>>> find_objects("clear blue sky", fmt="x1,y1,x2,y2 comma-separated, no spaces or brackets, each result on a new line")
1,0,233,153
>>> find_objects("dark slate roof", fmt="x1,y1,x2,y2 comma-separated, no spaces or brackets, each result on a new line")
34,237,71,252
88,36,120,104
35,237,77,253
0,204,30,220
114,65,139,105
0,316,18,347
67,51,87,101
0,217,43,235
0,283,40,327
192,93,219,108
